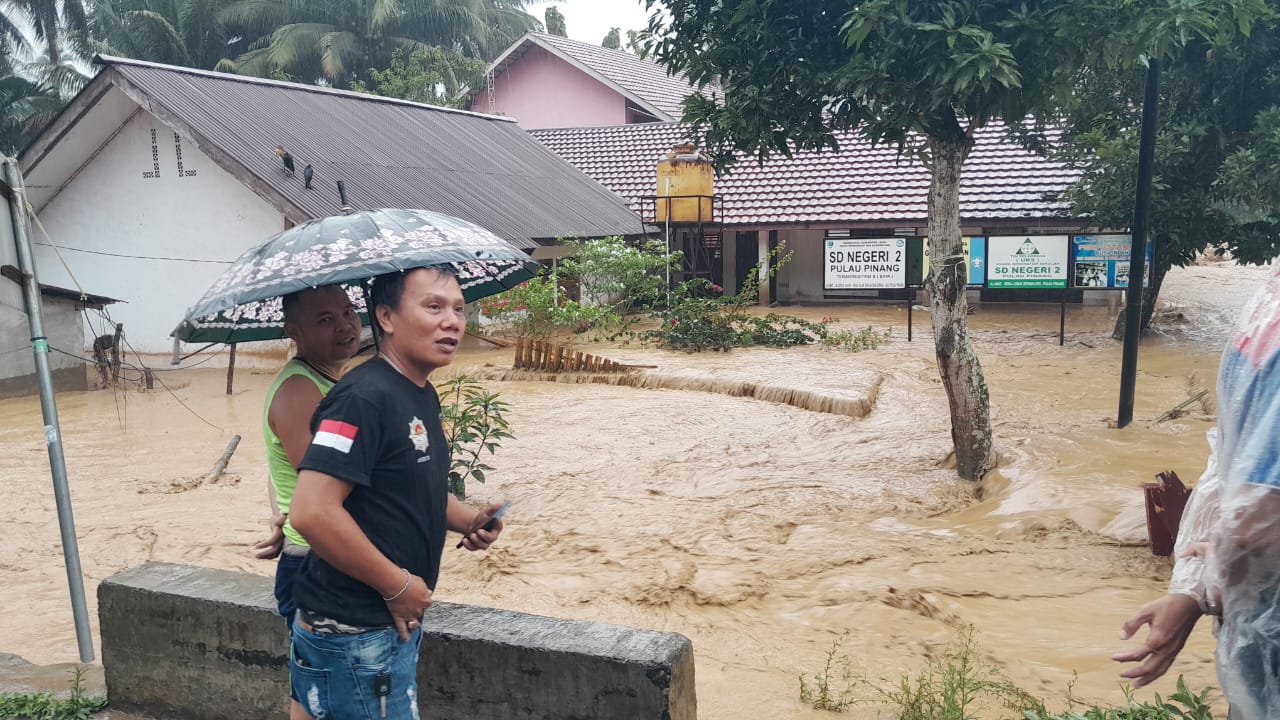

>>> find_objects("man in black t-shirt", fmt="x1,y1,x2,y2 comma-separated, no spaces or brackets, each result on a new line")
288,266,506,720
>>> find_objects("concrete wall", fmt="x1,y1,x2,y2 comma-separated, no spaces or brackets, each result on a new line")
774,229,825,302
99,563,696,720
0,294,89,398
33,110,286,354
474,47,627,129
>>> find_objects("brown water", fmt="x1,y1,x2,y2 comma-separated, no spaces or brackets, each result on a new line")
1,260,1273,718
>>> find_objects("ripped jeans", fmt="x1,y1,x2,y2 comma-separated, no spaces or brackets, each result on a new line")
289,614,423,720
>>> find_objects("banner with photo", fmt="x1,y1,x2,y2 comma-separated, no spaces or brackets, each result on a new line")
1071,234,1153,289
987,235,1069,289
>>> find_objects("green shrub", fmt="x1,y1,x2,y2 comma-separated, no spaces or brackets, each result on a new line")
820,325,892,352
0,666,106,720
437,376,514,500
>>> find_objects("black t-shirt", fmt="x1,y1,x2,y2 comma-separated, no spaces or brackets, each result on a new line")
291,357,450,627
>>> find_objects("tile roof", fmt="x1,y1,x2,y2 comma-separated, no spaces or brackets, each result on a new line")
488,33,718,122
530,123,1081,227
25,57,645,249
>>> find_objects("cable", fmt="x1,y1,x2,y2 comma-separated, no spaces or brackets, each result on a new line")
0,344,31,356
30,242,233,264
47,345,225,432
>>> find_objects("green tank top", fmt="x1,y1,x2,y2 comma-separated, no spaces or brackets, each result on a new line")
264,359,336,547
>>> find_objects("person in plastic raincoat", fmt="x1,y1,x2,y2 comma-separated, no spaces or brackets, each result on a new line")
1114,266,1280,719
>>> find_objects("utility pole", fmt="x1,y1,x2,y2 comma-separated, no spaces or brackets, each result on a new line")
3,157,95,661
1117,58,1160,429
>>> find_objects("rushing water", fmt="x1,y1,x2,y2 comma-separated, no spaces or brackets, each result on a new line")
0,260,1273,718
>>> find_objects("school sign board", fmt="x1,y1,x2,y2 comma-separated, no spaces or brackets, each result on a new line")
919,236,987,287
1071,234,1153,288
824,237,907,289
987,235,1069,289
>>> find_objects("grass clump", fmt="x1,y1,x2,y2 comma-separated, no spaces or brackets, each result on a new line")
0,666,106,720
799,629,1218,719
819,325,892,353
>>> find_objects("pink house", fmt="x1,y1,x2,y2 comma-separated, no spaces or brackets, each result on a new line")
470,32,718,129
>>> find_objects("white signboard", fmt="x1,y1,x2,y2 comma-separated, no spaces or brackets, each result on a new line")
987,235,1069,289
824,237,907,289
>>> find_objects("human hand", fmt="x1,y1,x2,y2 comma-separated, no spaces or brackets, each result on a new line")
386,573,432,642
252,514,286,559
458,501,506,551
1112,593,1203,687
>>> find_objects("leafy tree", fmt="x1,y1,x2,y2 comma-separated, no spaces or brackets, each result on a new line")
545,6,567,37
602,26,621,49
625,29,647,55
1059,13,1280,335
645,0,1265,481
349,45,486,108
82,0,245,71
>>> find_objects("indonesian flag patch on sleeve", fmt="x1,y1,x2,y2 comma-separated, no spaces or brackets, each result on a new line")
313,419,358,453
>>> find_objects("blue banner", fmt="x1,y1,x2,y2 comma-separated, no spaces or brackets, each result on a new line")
1071,234,1153,288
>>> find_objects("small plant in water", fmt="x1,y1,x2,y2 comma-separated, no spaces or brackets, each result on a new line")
799,633,860,712
436,376,514,500
820,326,892,353
0,665,107,720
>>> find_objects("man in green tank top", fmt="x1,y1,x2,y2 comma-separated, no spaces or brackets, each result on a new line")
254,285,361,623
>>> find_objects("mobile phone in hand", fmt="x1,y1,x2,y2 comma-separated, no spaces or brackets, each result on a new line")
455,500,511,549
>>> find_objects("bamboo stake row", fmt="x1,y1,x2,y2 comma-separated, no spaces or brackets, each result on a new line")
513,336,646,373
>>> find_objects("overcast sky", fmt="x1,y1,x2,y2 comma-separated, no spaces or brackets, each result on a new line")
545,0,655,46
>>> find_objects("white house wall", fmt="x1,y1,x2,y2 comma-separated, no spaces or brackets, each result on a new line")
32,109,286,354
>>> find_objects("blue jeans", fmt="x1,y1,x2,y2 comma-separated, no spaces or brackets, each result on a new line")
290,615,423,719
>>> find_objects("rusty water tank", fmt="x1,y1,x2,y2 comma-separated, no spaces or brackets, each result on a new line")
655,143,713,223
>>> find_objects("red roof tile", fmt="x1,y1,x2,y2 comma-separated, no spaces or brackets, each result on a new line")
531,122,1080,226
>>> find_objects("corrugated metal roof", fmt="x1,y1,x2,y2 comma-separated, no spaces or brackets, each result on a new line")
98,57,644,248
530,123,1081,227
488,33,718,122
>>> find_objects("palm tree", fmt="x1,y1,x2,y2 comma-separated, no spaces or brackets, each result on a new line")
217,0,540,87
0,55,64,155
82,0,245,70
4,0,89,67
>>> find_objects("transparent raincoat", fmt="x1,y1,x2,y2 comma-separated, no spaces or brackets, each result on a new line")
1190,268,1280,720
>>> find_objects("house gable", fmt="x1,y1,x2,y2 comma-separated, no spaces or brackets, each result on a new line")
33,106,287,353
474,45,630,129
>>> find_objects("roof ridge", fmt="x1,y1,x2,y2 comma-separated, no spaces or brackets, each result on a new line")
95,55,518,123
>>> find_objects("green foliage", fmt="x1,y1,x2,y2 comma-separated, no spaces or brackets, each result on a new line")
349,46,486,108
482,236,680,341
800,629,1217,720
436,376,514,500
820,326,892,353
1024,677,1215,720
544,7,566,38
1058,9,1280,326
644,247,839,353
799,634,859,712
217,0,541,87
0,67,64,155
82,0,245,71
0,666,107,720
602,27,621,49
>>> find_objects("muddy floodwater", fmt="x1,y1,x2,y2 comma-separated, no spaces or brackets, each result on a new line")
1,260,1274,718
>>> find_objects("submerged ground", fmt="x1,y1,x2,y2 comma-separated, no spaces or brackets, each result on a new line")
1,259,1272,718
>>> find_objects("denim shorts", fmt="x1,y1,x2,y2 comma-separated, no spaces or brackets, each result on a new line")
289,614,422,720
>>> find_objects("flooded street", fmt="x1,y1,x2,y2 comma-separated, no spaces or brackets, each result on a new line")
1,259,1274,718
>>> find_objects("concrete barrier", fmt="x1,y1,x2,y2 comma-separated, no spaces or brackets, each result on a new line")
99,563,696,720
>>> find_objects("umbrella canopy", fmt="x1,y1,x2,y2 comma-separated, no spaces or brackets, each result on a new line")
173,209,540,345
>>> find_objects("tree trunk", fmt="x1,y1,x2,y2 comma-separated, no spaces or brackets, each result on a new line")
926,134,993,481
1110,261,1168,340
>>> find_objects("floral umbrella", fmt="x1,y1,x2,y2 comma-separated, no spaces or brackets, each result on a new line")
173,209,538,346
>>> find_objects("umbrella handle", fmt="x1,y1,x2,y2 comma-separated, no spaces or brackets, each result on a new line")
361,279,379,354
